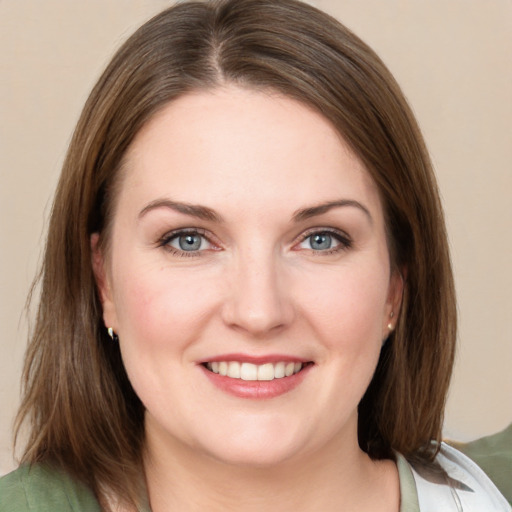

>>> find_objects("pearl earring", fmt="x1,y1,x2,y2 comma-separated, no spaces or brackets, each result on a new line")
388,311,395,331
107,327,118,342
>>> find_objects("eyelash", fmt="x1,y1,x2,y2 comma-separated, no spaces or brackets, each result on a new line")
157,227,352,257
295,228,352,255
157,228,217,258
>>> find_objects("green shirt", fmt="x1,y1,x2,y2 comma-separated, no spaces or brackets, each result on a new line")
0,463,102,512
451,422,512,504
1,424,510,511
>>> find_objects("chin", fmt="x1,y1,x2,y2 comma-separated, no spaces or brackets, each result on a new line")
195,418,310,469
206,441,302,469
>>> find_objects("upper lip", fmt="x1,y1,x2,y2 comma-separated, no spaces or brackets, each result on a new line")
199,353,312,365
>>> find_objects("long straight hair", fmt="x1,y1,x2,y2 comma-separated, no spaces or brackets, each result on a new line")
16,0,456,507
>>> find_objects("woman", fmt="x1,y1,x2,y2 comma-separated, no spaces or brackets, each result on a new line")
0,0,510,510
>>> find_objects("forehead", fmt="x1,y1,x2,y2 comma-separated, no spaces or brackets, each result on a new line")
119,86,383,220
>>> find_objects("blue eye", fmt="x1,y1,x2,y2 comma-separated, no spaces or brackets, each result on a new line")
309,232,334,250
297,230,351,253
162,230,212,254
175,233,203,251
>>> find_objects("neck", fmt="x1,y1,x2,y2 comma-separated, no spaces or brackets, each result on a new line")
143,420,399,512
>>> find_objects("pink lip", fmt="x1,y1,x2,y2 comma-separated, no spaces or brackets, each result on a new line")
199,360,313,400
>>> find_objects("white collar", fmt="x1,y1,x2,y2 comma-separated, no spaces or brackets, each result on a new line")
408,442,511,511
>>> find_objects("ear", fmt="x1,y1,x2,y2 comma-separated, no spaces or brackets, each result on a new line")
91,233,118,331
382,267,405,340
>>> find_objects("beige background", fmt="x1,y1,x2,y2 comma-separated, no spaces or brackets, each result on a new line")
0,0,511,476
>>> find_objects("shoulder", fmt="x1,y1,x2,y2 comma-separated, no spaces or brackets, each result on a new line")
405,430,512,511
0,463,101,512
449,423,512,505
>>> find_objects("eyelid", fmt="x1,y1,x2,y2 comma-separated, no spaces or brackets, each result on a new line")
158,227,221,256
157,226,352,256
293,227,353,252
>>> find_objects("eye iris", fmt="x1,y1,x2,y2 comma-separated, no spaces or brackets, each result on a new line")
178,234,202,251
310,233,332,250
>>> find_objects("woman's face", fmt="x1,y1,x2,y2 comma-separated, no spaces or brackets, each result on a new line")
94,86,402,467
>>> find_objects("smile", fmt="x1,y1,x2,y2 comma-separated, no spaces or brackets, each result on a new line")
204,361,305,381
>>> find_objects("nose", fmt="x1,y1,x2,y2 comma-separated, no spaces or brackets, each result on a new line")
221,250,294,337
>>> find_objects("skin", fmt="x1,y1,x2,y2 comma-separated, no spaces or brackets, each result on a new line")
92,86,403,511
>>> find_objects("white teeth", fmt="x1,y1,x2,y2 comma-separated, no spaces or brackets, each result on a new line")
206,360,305,381
227,361,241,378
240,362,258,381
274,362,285,379
218,361,228,376
257,363,274,381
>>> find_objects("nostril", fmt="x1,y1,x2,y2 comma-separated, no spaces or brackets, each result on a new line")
220,269,294,336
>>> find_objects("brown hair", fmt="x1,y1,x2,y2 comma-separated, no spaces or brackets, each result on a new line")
16,0,456,507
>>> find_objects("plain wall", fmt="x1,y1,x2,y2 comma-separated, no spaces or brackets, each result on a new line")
1,0,511,475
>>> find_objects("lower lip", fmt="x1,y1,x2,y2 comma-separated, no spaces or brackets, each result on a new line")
200,364,312,399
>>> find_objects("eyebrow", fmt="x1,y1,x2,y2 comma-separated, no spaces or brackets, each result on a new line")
292,199,372,223
138,198,371,224
138,199,223,222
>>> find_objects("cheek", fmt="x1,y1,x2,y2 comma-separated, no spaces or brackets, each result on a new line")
110,264,222,408
111,262,223,354
296,263,390,351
